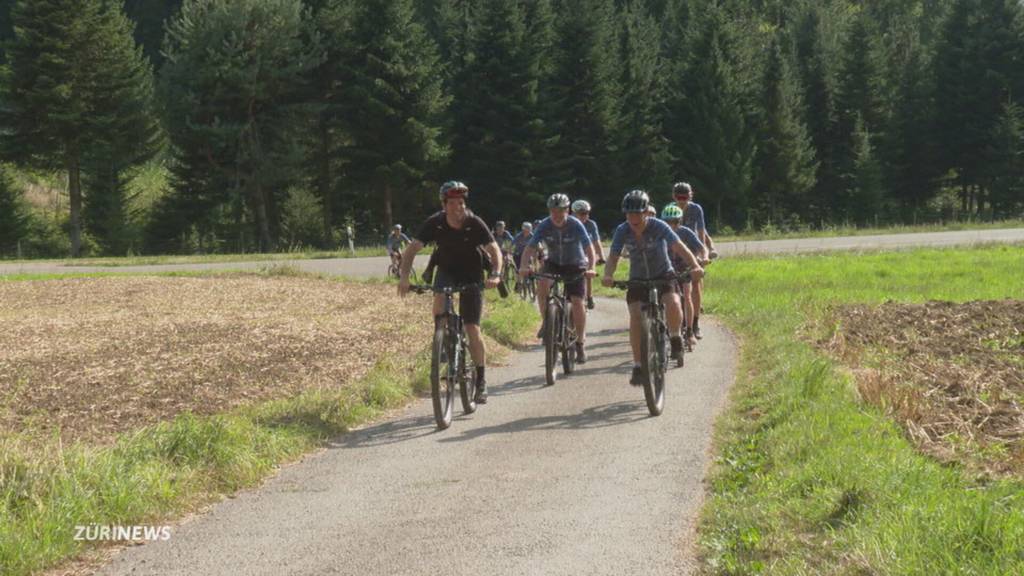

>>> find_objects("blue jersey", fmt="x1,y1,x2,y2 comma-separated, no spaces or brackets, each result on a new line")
610,218,682,280
680,202,706,235
495,230,515,250
667,223,704,272
528,216,592,267
581,219,599,243
386,233,411,253
512,231,532,254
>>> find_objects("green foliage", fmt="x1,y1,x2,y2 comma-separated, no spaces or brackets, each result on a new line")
0,166,29,255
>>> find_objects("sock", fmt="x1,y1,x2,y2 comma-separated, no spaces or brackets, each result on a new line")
476,366,485,384
693,316,700,330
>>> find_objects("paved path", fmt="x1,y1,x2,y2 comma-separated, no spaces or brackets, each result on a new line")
95,301,737,576
4,228,1022,279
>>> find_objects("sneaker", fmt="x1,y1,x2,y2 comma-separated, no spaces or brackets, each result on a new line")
576,342,587,364
536,316,548,339
670,336,682,361
629,366,646,387
586,297,595,310
474,379,488,404
693,326,703,340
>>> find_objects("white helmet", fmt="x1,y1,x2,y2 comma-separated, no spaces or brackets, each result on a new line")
572,199,591,213
522,221,533,231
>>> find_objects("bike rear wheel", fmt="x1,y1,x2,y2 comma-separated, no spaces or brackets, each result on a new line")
638,311,666,416
430,326,456,429
544,302,559,386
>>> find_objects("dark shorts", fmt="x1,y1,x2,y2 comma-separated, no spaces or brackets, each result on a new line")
542,261,586,300
433,269,483,325
626,273,680,305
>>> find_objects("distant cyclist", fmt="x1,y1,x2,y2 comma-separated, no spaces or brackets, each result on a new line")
398,181,502,404
602,190,704,385
660,204,707,349
519,193,596,363
386,225,411,270
672,182,714,339
511,222,534,289
571,199,605,310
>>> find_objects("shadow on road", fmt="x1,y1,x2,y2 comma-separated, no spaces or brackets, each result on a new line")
436,400,649,443
333,414,440,449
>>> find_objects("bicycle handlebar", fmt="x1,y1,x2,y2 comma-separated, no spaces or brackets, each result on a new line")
409,283,483,295
610,271,690,290
530,271,587,283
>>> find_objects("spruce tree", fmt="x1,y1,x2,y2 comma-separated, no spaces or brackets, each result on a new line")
749,38,817,228
159,0,322,252
1,0,160,256
985,101,1024,218
0,166,29,256
338,0,448,232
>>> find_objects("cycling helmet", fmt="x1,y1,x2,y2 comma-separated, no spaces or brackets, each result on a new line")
672,181,692,198
661,204,683,220
495,221,505,230
571,199,591,213
522,222,533,231
392,224,402,231
439,180,469,202
547,193,571,209
621,189,650,213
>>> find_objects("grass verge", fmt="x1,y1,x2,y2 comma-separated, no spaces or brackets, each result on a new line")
698,244,1024,574
0,272,533,576
713,218,1024,242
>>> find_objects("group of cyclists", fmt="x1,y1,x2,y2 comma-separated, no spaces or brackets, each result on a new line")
394,180,717,403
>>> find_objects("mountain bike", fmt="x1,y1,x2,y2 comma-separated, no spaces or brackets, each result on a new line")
611,278,670,416
410,283,480,429
533,271,584,386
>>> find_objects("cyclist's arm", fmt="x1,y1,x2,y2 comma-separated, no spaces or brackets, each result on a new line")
593,237,606,261
601,253,620,286
669,240,704,277
483,241,502,284
585,242,596,271
518,245,537,276
399,239,424,280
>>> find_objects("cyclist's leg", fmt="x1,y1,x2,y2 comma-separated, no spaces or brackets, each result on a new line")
564,267,587,345
662,289,684,336
681,279,696,344
692,277,704,336
459,287,488,402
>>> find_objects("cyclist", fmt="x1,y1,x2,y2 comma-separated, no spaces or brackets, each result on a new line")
673,182,714,339
518,193,596,363
386,225,411,271
602,190,704,386
660,204,707,349
571,199,605,310
398,181,503,404
511,222,534,290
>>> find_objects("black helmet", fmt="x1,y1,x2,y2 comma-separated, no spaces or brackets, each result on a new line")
621,189,650,213
439,181,469,202
547,193,571,209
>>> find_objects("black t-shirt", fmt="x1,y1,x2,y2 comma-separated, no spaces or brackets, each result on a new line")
415,210,496,283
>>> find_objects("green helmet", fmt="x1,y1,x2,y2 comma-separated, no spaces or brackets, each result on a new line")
661,204,683,220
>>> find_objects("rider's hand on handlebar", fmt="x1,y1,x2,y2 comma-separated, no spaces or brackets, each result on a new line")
485,276,501,290
517,267,530,280
584,269,596,278
601,275,614,288
690,267,705,281
596,258,606,266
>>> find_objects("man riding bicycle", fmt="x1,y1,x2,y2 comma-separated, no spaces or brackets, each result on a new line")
571,199,605,310
673,182,715,340
511,222,534,289
387,225,411,269
518,193,596,363
602,190,704,386
398,181,503,404
660,204,708,349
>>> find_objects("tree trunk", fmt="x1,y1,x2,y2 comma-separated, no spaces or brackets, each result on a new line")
317,118,333,246
383,182,394,233
67,155,83,258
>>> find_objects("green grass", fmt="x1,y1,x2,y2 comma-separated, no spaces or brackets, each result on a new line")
698,243,1024,575
0,272,533,576
714,218,1024,242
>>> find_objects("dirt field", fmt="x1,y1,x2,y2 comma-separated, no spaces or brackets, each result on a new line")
0,275,433,444
828,300,1024,477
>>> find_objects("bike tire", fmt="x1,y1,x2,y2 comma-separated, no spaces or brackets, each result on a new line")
638,310,666,416
561,308,576,375
544,302,559,386
430,326,456,429
457,333,477,414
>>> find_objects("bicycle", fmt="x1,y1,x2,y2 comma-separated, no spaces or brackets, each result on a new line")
410,283,480,429
533,271,585,386
610,278,675,416
389,253,418,282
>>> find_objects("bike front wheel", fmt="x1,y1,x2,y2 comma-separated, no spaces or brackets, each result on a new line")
544,302,559,386
430,327,456,429
638,311,666,416
457,333,477,414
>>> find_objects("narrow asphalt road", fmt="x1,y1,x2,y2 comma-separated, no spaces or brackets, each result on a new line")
95,300,738,576
3,227,1023,279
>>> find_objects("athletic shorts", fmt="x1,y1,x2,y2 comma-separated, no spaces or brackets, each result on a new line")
433,268,483,326
625,273,680,305
542,261,586,300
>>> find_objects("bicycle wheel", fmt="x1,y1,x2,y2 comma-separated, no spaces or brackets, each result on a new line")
561,306,576,375
638,310,666,416
457,332,477,414
544,301,559,386
430,326,456,429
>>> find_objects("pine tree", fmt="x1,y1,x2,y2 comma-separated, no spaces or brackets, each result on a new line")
546,0,620,217
1,0,160,257
338,0,448,232
749,37,817,228
0,166,30,256
159,0,322,252
666,2,753,230
616,0,671,203
985,100,1024,218
849,113,885,224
